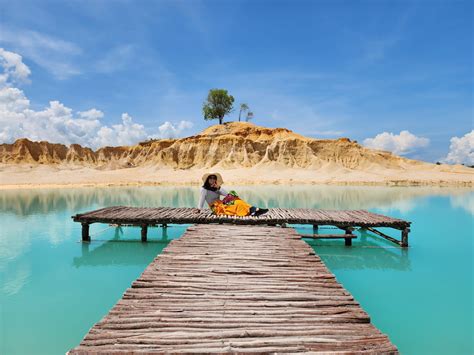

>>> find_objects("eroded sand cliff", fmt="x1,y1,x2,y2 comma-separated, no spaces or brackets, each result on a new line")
0,122,472,187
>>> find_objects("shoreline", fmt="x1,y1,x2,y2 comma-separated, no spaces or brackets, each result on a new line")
1,179,472,190
1,164,472,190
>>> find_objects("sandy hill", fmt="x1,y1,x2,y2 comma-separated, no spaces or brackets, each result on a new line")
0,122,431,169
0,122,472,186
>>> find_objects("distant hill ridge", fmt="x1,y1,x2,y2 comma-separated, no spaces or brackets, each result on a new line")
0,122,450,171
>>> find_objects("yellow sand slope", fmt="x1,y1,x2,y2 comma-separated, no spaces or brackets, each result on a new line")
0,122,472,187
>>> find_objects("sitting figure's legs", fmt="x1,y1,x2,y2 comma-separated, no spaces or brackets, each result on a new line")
211,192,268,217
249,206,269,217
212,199,252,216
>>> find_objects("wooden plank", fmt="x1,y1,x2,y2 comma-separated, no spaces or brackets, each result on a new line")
71,206,410,247
366,227,403,246
68,224,397,354
72,207,410,227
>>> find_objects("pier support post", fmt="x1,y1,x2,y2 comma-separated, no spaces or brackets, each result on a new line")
141,224,148,242
313,225,319,235
162,223,168,229
401,227,410,248
81,223,90,242
344,228,352,246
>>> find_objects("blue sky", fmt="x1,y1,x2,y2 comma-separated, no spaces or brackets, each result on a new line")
0,0,472,163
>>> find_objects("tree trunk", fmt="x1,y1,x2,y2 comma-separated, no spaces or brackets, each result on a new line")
219,117,223,124
238,109,242,122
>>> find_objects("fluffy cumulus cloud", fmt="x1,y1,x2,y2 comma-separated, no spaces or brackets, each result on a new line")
153,120,194,139
363,130,430,155
93,113,148,147
0,88,103,146
78,108,104,120
0,48,31,85
0,48,193,149
441,131,474,165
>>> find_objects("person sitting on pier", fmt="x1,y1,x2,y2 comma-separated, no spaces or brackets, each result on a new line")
197,172,268,217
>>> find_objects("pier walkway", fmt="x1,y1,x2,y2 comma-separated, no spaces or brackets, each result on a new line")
73,206,411,247
68,224,398,353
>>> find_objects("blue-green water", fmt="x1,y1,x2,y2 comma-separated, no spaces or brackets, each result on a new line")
0,186,472,354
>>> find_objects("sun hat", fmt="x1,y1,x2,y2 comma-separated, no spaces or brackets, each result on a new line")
201,172,224,186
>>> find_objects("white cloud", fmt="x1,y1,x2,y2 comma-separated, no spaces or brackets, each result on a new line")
376,199,417,214
78,108,104,120
363,130,430,155
450,192,474,216
0,85,189,149
0,28,81,79
151,120,194,139
0,89,103,146
0,48,31,85
93,113,148,147
0,86,30,111
441,131,474,165
0,50,194,149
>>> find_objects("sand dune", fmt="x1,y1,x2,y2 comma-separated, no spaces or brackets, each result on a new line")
0,122,472,188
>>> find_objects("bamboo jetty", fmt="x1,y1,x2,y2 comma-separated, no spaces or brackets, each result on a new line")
68,224,398,353
72,206,411,247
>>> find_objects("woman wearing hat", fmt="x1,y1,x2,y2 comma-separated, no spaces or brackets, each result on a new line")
197,172,268,217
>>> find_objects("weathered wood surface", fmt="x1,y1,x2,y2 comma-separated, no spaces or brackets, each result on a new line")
73,206,410,229
68,224,397,354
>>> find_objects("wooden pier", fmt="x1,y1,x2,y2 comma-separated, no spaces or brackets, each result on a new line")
73,206,411,247
68,224,398,353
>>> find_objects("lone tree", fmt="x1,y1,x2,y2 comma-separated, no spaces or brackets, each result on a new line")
202,89,234,125
238,103,249,122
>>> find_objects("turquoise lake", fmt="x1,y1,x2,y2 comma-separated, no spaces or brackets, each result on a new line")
0,186,472,354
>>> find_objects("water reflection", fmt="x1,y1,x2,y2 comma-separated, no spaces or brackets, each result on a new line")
303,229,411,271
1,261,31,295
0,186,471,355
0,185,471,216
449,191,474,216
0,185,470,291
73,226,183,267
0,212,79,272
0,187,197,216
74,240,169,267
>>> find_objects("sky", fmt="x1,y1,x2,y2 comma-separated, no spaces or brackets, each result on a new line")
0,0,472,164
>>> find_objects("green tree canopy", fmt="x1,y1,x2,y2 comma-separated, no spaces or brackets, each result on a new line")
202,89,234,125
